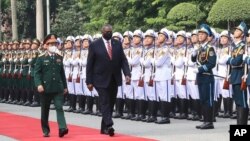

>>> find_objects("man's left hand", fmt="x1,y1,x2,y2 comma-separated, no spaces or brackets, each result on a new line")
63,88,68,95
125,76,131,84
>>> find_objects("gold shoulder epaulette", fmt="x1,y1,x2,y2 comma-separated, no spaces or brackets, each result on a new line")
38,52,47,57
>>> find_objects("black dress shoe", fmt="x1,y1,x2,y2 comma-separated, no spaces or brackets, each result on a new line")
59,128,68,137
101,127,115,137
196,122,205,129
30,102,40,107
23,101,31,106
43,133,50,137
196,122,214,129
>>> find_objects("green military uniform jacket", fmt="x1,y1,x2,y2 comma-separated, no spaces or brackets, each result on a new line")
34,52,67,94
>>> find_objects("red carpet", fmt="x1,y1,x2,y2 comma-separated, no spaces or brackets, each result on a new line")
0,112,156,141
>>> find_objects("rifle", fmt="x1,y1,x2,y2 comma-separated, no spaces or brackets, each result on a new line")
148,41,156,87
223,23,231,90
171,47,176,85
138,48,144,87
241,36,247,90
18,52,24,79
76,50,81,83
2,59,6,78
7,52,12,78
68,51,73,82
181,36,188,85
26,51,32,80
126,47,132,85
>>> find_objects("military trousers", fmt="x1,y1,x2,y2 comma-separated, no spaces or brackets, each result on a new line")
197,82,214,107
232,84,248,108
40,92,67,134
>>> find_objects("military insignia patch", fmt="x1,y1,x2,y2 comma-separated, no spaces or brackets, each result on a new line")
56,59,62,63
239,49,244,54
209,51,214,56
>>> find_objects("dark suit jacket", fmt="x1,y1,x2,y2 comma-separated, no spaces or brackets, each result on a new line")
86,38,131,88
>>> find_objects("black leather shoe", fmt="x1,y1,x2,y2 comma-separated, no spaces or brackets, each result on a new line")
23,101,31,106
155,117,170,124
101,127,115,137
200,122,214,129
196,122,205,129
43,133,50,137
196,122,214,129
59,128,68,137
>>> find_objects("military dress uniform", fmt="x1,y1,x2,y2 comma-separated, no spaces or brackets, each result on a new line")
63,36,75,112
172,31,189,119
191,24,216,129
186,44,201,121
34,34,68,137
227,22,249,125
154,28,172,124
217,31,233,118
138,30,156,122
123,29,144,120
113,31,133,118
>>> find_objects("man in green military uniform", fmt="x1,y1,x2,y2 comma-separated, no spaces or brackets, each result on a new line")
34,34,68,137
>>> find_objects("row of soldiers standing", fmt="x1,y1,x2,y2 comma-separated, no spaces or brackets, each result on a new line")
0,39,41,107
0,22,249,130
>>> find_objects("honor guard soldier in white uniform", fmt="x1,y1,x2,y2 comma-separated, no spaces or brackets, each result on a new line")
217,30,233,118
185,32,201,121
138,29,156,122
153,28,172,124
112,32,128,118
192,24,216,129
122,29,144,120
81,34,100,115
167,31,178,118
172,31,189,119
208,29,222,120
63,36,75,112
186,30,202,121
71,36,84,113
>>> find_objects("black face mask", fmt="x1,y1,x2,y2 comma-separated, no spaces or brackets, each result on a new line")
103,31,113,40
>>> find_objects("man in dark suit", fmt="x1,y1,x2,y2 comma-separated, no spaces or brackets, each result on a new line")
86,24,131,137
34,34,68,137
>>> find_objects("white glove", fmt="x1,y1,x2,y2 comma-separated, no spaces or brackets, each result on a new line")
139,58,144,64
28,58,32,63
193,68,199,73
243,54,247,61
183,57,188,65
151,58,155,64
192,50,198,56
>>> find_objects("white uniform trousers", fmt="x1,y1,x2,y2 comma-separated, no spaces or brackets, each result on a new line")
213,79,220,101
123,83,133,99
81,78,97,97
144,82,156,101
131,80,145,100
186,80,199,100
117,82,126,99
218,79,232,98
170,81,177,98
155,80,172,102
175,80,188,99
74,79,84,95
67,81,75,95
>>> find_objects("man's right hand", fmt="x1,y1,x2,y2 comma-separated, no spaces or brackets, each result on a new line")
87,84,93,91
37,85,44,93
